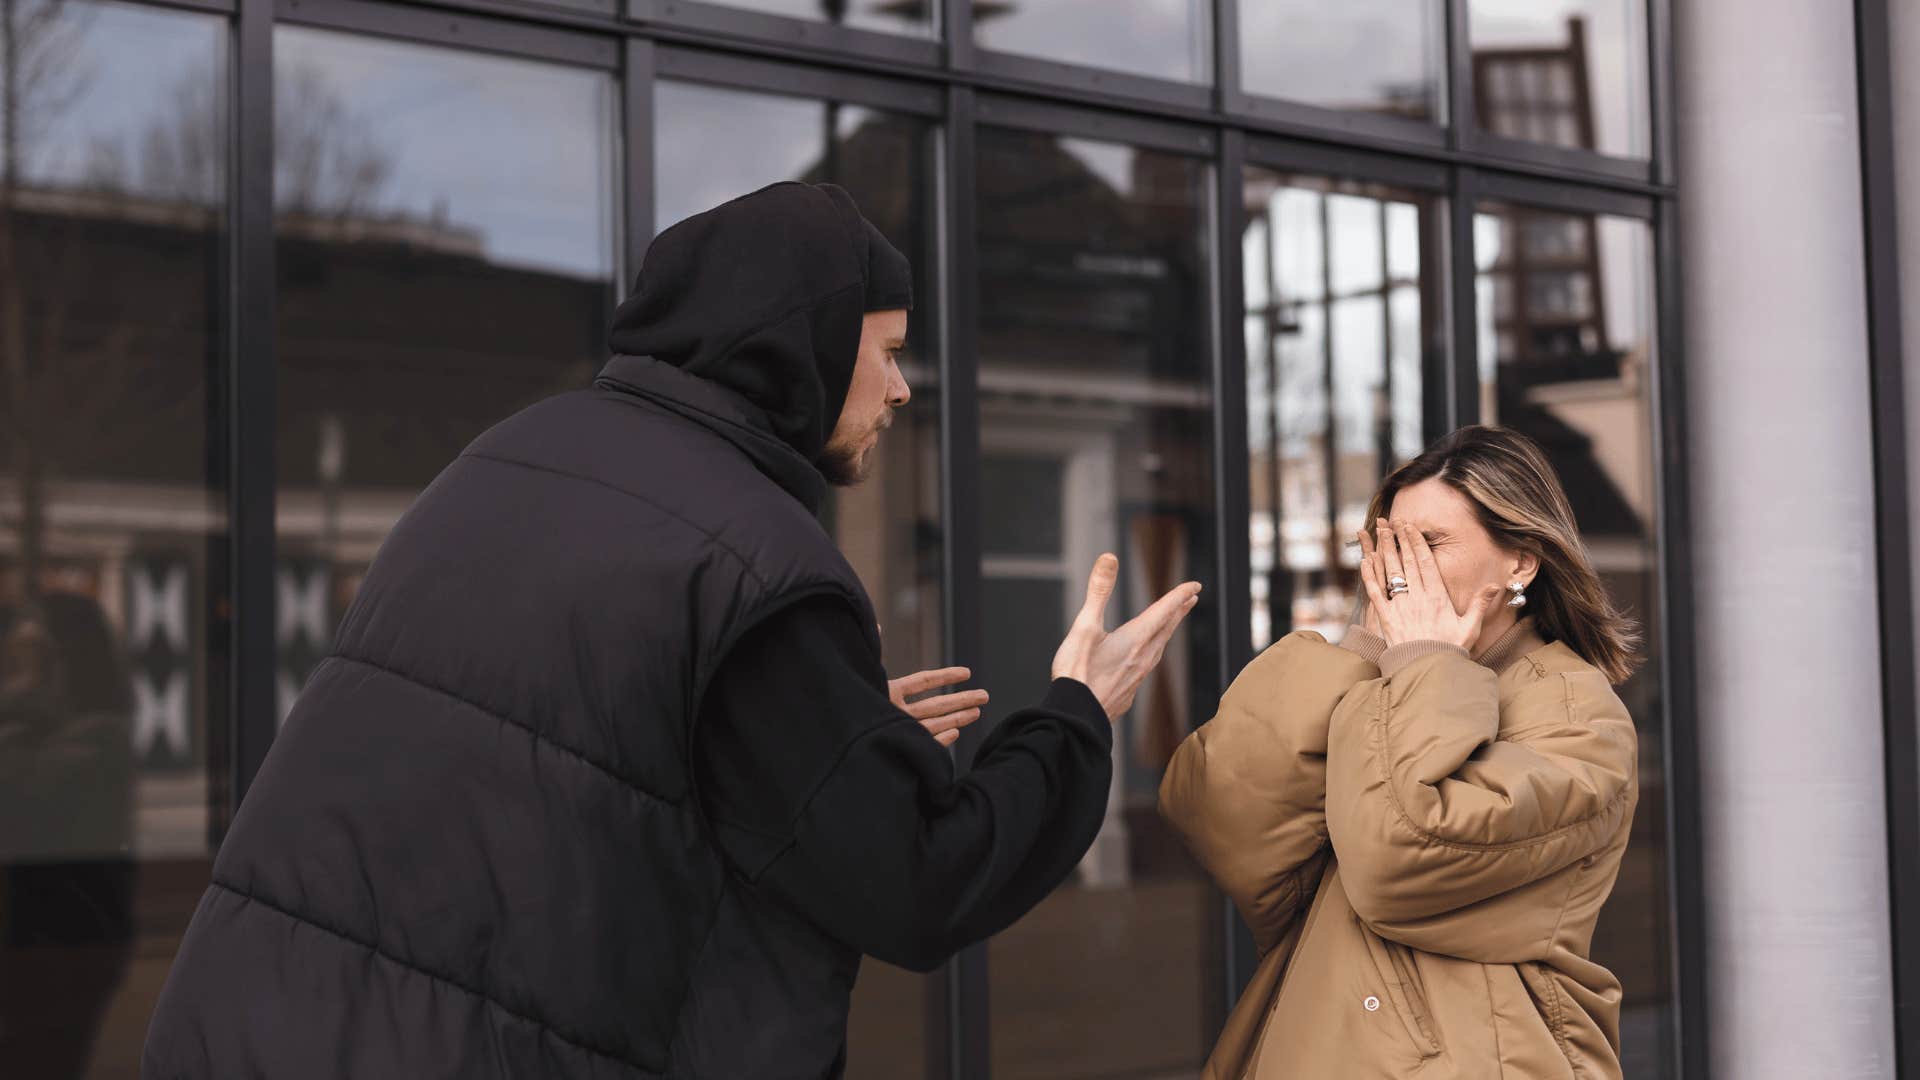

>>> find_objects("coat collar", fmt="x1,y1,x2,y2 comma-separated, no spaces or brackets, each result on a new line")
1472,616,1548,673
595,354,829,513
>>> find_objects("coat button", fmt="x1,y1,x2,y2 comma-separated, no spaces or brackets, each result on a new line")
1363,995,1381,1012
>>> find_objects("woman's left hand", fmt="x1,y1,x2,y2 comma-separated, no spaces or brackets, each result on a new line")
1358,518,1505,649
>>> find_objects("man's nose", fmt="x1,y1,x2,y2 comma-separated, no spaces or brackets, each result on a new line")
890,376,911,408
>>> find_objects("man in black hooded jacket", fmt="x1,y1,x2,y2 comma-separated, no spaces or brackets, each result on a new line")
142,182,1200,1079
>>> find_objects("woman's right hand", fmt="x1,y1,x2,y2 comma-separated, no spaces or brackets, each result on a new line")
1050,554,1202,721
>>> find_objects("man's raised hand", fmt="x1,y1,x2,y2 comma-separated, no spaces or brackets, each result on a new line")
1049,553,1202,721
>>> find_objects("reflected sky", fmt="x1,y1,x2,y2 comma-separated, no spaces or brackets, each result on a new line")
654,81,878,231
273,28,616,279
1239,0,1442,119
3,1,224,194
976,0,1211,84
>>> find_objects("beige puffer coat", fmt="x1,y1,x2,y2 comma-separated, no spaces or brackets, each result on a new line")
1159,624,1637,1079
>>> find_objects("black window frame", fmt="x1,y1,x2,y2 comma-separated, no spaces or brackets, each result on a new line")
121,0,1710,1075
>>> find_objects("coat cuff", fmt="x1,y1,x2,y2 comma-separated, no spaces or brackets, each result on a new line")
1044,678,1113,746
1378,640,1470,678
1338,626,1387,665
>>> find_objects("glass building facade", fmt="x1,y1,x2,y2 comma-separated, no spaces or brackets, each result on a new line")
0,0,1705,1076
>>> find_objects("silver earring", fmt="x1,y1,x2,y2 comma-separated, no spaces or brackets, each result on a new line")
1506,581,1528,609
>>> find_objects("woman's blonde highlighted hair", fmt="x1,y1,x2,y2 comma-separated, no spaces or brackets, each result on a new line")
1366,425,1643,684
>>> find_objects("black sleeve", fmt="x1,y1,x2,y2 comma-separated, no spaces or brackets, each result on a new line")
693,596,1112,972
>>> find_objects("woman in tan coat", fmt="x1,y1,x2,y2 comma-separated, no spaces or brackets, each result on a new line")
1161,426,1641,1080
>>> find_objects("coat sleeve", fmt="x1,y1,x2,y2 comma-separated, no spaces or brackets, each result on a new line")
1157,631,1379,956
694,597,1113,973
1323,647,1637,938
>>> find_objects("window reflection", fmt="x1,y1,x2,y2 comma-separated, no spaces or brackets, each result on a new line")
974,0,1212,85
273,29,618,721
656,78,944,1080
0,2,227,1074
1477,202,1671,1078
1469,0,1650,158
976,126,1219,1078
1239,0,1444,122
1243,171,1442,649
683,0,935,37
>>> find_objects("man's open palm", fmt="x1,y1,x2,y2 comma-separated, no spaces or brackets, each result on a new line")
1051,553,1202,721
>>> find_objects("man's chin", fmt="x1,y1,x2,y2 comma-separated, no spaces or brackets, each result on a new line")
819,444,873,487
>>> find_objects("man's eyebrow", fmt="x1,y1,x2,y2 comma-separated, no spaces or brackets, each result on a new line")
886,337,908,349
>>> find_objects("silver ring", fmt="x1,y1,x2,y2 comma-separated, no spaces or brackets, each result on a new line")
1386,576,1409,598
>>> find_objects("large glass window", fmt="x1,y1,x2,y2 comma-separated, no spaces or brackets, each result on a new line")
273,30,618,716
1469,0,1650,159
974,0,1212,85
683,0,934,37
0,2,227,1074
1476,201,1670,1076
974,124,1219,1078
1238,0,1445,123
1242,169,1444,649
655,77,945,1080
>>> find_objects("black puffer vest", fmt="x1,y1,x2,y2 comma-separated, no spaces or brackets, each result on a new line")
143,354,880,1078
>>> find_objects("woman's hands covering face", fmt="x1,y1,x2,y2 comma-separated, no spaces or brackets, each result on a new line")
1357,518,1506,651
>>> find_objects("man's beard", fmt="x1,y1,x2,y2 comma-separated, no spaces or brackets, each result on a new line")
819,414,890,487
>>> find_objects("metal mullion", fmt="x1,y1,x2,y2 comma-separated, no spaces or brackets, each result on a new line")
275,0,619,68
1212,0,1240,113
940,83,989,1080
975,93,1214,158
1244,135,1450,194
134,0,238,15
655,43,943,115
1855,0,1920,1070
621,37,655,289
406,0,622,25
1648,0,1676,189
1446,167,1480,430
1473,169,1654,221
230,0,278,810
1650,194,1709,1080
944,0,974,72
627,0,941,68
1444,0,1472,150
1464,130,1654,186
1236,96,1449,153
970,49,1213,113
1210,124,1254,1033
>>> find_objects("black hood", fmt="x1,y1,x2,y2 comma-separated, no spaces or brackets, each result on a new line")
604,182,911,471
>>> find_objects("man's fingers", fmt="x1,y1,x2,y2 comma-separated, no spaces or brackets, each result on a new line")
1075,553,1120,629
1121,581,1203,641
918,708,982,736
905,689,989,720
933,728,960,748
892,666,972,700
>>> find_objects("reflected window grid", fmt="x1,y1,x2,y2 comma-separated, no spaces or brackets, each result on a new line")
1468,0,1651,158
1477,201,1670,1076
1244,173,1431,649
1,2,230,1074
976,127,1218,1078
